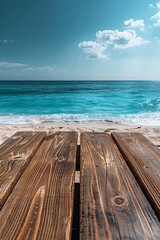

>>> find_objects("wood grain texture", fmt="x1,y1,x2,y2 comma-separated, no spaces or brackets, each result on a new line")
0,131,46,209
80,132,160,240
0,132,78,240
112,132,160,219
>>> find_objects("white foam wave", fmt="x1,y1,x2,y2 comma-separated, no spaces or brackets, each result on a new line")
0,112,159,126
116,112,160,126
0,114,94,124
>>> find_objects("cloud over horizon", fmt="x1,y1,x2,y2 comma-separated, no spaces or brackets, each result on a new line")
78,41,107,59
0,62,68,80
79,27,147,59
0,62,27,68
96,29,147,49
124,19,144,31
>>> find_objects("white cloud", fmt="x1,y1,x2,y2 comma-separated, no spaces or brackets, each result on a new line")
151,11,160,26
149,2,160,8
150,2,160,26
0,64,69,80
0,62,27,68
23,66,67,76
21,65,69,80
124,19,144,31
79,29,147,59
96,29,147,49
0,40,13,43
149,3,154,8
156,1,160,8
78,41,107,59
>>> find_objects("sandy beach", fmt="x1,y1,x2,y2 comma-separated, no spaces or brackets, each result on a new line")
0,121,160,146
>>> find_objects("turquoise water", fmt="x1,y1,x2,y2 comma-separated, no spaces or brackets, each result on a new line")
0,81,160,125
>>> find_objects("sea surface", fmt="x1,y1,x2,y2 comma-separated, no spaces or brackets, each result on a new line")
0,81,159,126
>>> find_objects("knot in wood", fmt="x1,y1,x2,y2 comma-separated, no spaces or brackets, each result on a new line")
56,156,65,162
143,165,149,169
114,196,124,205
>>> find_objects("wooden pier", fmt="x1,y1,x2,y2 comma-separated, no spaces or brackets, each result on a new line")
0,131,160,239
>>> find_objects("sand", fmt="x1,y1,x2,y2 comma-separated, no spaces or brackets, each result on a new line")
0,121,160,147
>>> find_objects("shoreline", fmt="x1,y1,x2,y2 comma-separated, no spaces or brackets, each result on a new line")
0,112,160,126
0,121,160,146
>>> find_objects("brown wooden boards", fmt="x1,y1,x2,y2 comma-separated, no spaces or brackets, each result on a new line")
0,132,78,240
0,131,46,209
112,132,160,220
80,132,160,240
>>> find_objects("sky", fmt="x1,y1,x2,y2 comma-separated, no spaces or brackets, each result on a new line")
1,0,160,80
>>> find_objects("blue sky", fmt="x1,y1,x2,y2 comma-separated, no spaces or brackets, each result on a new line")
1,0,160,80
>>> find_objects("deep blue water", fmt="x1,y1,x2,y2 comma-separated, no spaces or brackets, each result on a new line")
0,81,159,125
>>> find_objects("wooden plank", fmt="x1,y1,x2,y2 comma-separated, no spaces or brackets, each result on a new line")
80,132,160,240
0,132,78,240
112,132,160,219
0,131,46,209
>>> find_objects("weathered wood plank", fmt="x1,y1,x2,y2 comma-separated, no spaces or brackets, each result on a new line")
112,132,160,219
80,132,160,240
0,131,46,209
0,132,78,240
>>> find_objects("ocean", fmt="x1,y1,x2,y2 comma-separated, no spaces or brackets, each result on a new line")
0,80,159,126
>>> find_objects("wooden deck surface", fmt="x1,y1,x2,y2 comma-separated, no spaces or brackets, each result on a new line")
0,131,46,209
0,131,160,240
0,132,78,240
80,132,160,239
112,132,160,220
